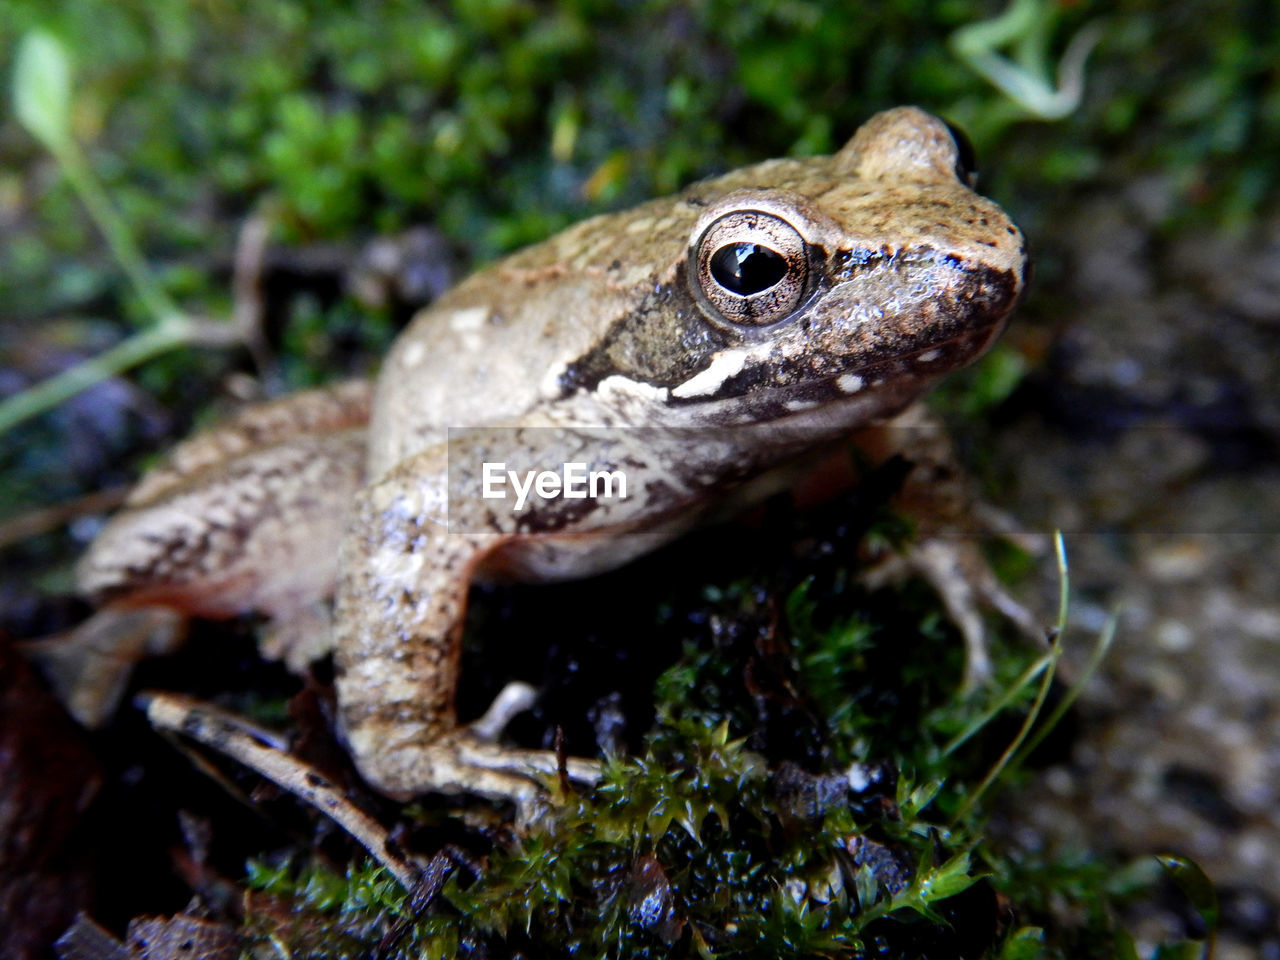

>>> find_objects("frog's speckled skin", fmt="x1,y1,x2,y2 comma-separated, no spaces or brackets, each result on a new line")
80,108,1027,802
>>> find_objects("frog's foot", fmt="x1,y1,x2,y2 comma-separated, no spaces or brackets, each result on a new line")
912,537,1046,691
853,404,1049,690
346,680,602,824
354,728,602,826
865,537,1047,692
22,606,187,727
466,682,604,793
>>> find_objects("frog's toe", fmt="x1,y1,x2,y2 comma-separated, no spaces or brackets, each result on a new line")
908,539,992,690
352,729,602,819
911,538,1048,691
455,735,603,792
470,680,540,741
865,537,1047,692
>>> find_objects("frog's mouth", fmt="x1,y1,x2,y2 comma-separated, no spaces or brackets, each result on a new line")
761,323,1005,419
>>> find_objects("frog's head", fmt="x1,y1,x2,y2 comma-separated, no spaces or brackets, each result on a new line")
590,107,1027,429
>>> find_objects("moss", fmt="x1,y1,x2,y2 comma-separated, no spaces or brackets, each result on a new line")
231,540,1190,958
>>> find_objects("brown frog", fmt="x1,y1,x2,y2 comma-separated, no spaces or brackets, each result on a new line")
77,107,1028,806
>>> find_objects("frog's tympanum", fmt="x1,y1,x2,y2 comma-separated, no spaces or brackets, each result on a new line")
78,108,1027,805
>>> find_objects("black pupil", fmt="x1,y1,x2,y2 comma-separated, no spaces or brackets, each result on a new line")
709,242,787,295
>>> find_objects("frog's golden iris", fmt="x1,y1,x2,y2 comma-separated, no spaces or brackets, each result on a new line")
692,209,811,327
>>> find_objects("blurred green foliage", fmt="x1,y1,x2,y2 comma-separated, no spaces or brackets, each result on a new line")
0,1,1020,324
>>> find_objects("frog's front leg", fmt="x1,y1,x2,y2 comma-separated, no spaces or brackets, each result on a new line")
333,449,602,805
855,403,1046,689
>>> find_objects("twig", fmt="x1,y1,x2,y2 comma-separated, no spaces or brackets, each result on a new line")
231,213,274,376
143,692,422,891
0,485,127,550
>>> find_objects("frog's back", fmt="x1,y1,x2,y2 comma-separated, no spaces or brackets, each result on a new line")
368,186,723,474
368,210,661,455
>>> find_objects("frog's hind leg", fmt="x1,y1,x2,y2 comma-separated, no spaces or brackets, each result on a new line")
333,456,601,814
46,383,372,725
76,384,372,668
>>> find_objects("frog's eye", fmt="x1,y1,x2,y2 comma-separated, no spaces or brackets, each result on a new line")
942,119,978,187
692,211,809,326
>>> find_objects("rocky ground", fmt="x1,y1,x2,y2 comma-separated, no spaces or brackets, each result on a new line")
987,190,1280,955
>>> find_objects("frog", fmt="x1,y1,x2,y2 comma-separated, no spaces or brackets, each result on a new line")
75,107,1029,807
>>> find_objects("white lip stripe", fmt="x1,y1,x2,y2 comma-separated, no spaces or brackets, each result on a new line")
448,306,490,331
671,348,749,399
